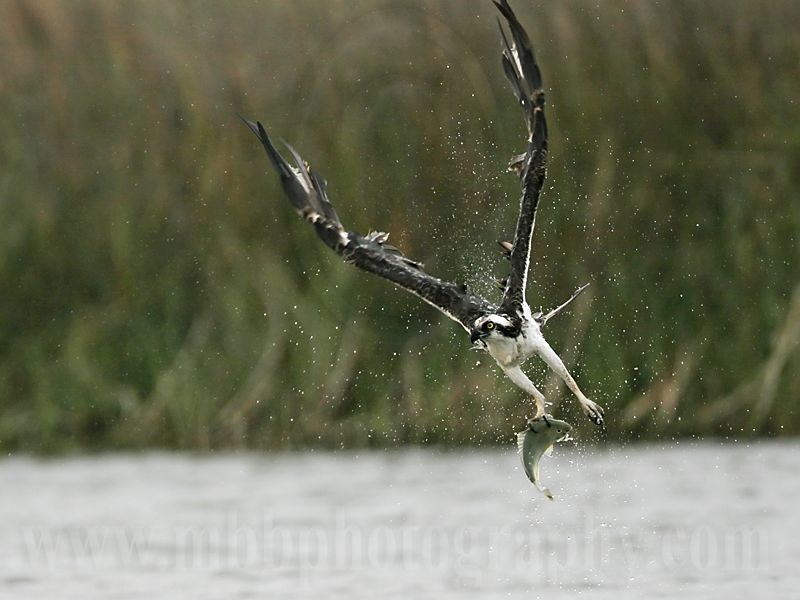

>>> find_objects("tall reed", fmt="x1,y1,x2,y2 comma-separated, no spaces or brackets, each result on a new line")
0,0,798,451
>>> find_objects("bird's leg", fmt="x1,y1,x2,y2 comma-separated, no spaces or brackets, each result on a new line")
537,283,590,328
501,365,547,421
535,339,604,426
531,395,546,420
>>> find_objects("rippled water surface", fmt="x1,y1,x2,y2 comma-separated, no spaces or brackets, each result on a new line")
1,441,797,599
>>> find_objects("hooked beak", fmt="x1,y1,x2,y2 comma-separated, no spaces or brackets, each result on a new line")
470,328,492,346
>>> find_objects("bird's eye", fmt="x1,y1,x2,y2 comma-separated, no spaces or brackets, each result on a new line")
485,322,495,330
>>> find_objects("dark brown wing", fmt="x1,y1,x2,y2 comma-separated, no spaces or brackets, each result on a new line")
242,118,495,331
494,0,548,316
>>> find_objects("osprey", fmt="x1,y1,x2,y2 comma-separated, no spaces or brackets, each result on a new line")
242,0,604,426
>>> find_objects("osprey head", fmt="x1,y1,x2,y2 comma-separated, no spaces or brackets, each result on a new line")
470,314,519,344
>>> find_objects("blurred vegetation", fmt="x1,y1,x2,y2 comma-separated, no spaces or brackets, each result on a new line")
0,0,798,452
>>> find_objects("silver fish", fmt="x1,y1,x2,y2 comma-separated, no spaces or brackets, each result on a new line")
517,416,572,500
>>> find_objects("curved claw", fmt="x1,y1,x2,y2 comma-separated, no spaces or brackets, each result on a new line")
526,412,554,429
582,400,605,427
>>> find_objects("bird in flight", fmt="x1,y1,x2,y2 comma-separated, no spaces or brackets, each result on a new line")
242,0,604,426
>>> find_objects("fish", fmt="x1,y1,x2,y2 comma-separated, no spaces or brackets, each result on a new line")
517,416,573,500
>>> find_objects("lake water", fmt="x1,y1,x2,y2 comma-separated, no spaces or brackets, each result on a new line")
1,441,796,599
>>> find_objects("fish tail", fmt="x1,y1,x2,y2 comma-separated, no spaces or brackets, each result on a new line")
535,482,554,500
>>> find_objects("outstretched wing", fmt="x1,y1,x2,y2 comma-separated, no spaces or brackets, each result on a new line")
242,118,495,331
494,0,549,316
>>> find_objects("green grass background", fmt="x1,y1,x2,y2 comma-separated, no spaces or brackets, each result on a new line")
1,0,798,451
